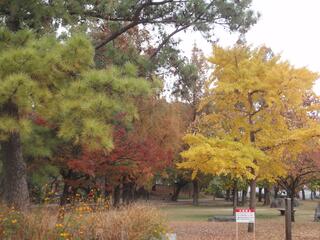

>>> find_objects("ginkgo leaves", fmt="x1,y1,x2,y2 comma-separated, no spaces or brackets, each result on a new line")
178,134,266,180
178,44,320,183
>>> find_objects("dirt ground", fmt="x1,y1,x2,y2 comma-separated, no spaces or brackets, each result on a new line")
158,199,320,240
169,220,320,240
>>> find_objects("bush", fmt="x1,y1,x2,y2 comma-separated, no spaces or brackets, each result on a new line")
0,203,167,240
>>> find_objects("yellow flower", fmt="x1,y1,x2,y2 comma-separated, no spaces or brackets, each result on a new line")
55,223,63,228
11,219,17,224
60,232,69,237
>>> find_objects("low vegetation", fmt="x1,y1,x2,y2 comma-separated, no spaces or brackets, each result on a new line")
0,203,167,240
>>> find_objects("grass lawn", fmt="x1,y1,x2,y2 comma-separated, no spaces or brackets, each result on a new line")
157,198,320,240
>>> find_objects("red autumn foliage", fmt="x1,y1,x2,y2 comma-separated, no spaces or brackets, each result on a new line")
67,99,191,187
67,126,173,183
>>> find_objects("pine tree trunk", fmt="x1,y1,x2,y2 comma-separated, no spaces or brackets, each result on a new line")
2,131,29,210
258,187,263,202
192,179,199,206
2,101,29,210
248,179,256,232
263,187,271,206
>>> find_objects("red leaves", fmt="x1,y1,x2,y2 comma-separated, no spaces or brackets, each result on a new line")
65,99,188,186
33,116,47,126
66,127,173,184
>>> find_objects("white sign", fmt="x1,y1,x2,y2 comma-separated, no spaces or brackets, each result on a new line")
235,208,255,223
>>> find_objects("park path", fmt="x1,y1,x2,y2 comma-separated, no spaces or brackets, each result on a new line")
169,221,320,240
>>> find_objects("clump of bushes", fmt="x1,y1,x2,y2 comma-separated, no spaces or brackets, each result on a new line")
0,203,167,240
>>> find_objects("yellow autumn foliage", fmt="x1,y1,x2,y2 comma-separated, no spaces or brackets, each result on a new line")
179,44,320,182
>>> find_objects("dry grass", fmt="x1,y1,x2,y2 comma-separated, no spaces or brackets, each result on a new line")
0,203,167,240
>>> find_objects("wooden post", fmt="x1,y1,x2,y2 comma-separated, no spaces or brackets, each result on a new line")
285,198,292,240
236,222,239,240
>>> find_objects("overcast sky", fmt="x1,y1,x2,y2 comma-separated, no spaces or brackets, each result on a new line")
179,0,320,93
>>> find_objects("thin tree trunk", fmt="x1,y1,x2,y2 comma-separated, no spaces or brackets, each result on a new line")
232,181,238,215
301,189,306,200
242,189,247,206
113,185,121,207
248,179,256,232
96,176,106,199
291,196,295,222
60,181,70,206
258,187,263,202
274,186,279,199
192,179,199,206
2,131,29,210
225,189,231,201
60,170,74,206
263,187,271,206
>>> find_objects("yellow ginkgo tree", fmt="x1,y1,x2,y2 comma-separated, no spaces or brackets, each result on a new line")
178,44,320,232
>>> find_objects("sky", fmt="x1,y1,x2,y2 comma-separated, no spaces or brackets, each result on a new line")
179,0,320,94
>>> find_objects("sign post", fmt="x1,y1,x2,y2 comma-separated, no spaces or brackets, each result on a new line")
235,208,256,240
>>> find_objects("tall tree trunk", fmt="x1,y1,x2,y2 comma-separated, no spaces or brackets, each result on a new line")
242,189,247,206
192,179,199,206
258,187,263,202
263,187,271,206
2,101,29,210
301,188,306,200
248,179,256,232
2,131,29,210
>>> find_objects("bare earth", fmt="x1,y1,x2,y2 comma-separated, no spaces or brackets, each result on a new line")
169,220,320,240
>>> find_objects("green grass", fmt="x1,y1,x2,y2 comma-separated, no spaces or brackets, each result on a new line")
159,198,319,223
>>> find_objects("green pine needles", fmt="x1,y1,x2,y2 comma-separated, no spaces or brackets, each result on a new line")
0,28,151,150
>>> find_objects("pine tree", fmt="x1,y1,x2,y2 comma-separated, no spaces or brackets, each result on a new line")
0,29,150,209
